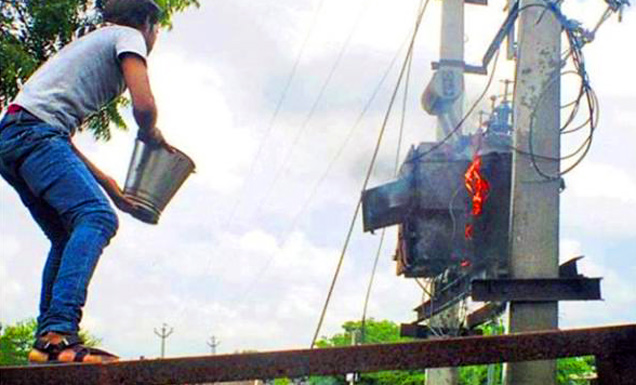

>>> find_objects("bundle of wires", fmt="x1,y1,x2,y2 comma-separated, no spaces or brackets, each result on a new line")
405,0,628,177
526,0,602,180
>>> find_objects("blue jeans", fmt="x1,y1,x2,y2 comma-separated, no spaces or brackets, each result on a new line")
0,111,118,336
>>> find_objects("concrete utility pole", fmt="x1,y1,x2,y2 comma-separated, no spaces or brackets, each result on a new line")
425,0,464,383
506,0,561,383
437,0,465,139
207,335,220,355
154,323,174,359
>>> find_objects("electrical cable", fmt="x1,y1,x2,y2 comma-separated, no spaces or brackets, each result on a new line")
415,278,434,298
359,26,418,343
311,0,431,348
472,1,609,181
251,0,374,221
359,229,386,344
166,0,329,328
406,47,502,165
522,3,601,180
221,0,328,232
229,4,424,307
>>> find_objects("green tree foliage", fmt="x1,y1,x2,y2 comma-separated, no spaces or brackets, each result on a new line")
297,319,596,385
557,356,596,385
0,0,198,140
0,319,36,366
311,319,426,385
0,318,101,366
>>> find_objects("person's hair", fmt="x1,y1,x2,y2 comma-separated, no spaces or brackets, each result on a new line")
103,0,162,29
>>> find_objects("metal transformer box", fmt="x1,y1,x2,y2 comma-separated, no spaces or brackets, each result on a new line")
362,141,511,278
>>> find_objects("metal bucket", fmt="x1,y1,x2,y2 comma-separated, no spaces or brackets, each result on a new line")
123,139,195,224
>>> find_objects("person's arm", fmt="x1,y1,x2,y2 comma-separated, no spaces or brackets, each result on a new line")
120,53,169,148
71,143,140,214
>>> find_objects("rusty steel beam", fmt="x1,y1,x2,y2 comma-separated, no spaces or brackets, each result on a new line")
465,302,506,329
596,351,636,385
1,324,634,385
471,278,602,302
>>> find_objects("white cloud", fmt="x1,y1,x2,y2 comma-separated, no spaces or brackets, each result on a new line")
559,238,583,263
560,258,636,328
567,162,636,203
1,0,634,360
561,161,636,237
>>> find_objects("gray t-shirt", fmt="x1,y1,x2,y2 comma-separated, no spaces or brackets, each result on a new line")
13,25,147,135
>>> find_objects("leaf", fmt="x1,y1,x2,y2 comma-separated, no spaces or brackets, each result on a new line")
1,0,198,140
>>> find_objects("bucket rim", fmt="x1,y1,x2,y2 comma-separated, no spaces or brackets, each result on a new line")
135,138,196,171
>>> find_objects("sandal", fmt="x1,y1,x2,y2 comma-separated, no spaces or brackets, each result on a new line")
28,332,119,364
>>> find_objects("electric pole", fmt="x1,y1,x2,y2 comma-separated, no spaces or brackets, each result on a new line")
506,0,561,383
154,323,174,359
347,330,360,385
425,0,465,383
207,335,220,355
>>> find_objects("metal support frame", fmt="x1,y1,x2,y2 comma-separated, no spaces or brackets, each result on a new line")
471,277,602,302
415,273,472,322
466,302,506,329
2,324,634,385
413,257,597,323
400,323,482,339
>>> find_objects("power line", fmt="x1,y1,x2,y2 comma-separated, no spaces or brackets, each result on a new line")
222,0,329,232
360,229,386,344
360,29,417,343
251,0,376,222
168,0,329,328
230,2,426,308
311,0,431,348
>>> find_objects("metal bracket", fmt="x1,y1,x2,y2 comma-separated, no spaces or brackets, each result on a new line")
432,60,487,75
466,302,507,328
400,323,483,339
413,256,596,322
415,274,472,322
471,277,602,302
559,255,584,277
465,0,488,5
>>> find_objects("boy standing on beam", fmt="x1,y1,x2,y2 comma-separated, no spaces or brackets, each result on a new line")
0,0,170,363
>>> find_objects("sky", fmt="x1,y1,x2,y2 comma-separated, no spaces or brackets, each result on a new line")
1,0,635,359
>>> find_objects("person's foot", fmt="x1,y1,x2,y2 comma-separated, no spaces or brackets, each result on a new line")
28,332,119,364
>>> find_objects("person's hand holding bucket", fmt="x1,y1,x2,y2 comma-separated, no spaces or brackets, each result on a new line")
123,130,195,225
100,176,149,219
137,126,175,153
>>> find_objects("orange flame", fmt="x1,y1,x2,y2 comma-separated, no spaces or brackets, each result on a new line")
465,156,490,217
464,224,474,240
